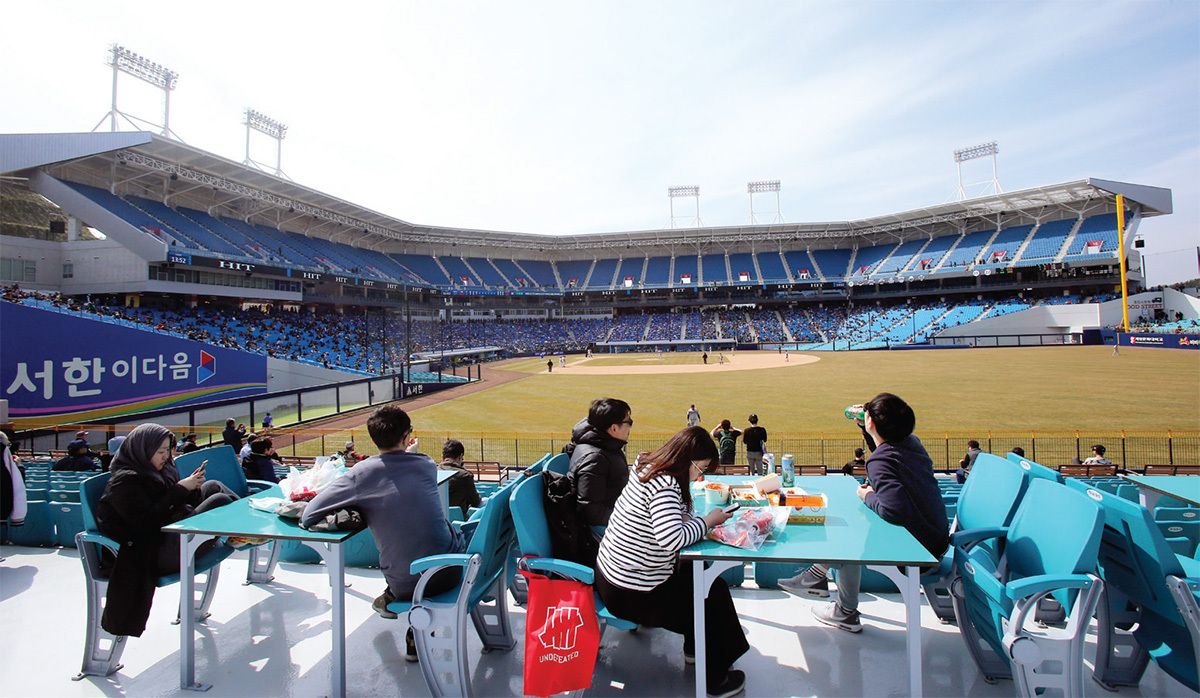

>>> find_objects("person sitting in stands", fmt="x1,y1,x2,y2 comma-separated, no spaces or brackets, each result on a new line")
1010,446,1025,458
566,397,633,529
242,438,282,483
302,405,463,662
95,423,238,637
67,430,101,461
438,438,482,518
222,418,244,451
594,427,748,698
177,433,200,454
841,447,867,476
337,441,364,464
239,433,258,462
1083,444,1113,465
778,393,948,634
54,441,100,471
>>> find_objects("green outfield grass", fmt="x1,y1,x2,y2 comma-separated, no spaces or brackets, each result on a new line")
411,347,1200,436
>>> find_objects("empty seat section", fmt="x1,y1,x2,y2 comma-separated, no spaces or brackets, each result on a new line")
977,224,1032,266
440,256,477,286
940,229,993,268
65,182,198,249
910,235,956,272
127,197,245,257
874,239,926,275
810,248,852,280
850,243,896,277
643,256,671,286
756,251,787,282
516,259,556,288
728,253,756,283
701,254,727,284
179,208,280,263
587,258,619,289
1021,218,1076,260
1064,214,1120,258
489,258,528,287
466,258,507,287
673,254,698,285
392,254,451,285
221,219,323,268
784,250,817,280
555,259,593,289
341,246,402,281
614,257,643,287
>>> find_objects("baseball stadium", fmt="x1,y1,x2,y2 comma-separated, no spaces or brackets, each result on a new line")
1,7,1198,698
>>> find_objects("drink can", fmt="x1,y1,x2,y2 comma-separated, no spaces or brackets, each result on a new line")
782,454,795,487
844,404,866,422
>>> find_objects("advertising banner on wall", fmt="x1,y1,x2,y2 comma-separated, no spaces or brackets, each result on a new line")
1118,332,1200,350
1,302,267,425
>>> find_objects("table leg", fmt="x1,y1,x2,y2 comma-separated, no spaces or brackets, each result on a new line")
869,564,924,698
691,560,741,698
303,540,347,698
180,533,215,691
1139,488,1160,512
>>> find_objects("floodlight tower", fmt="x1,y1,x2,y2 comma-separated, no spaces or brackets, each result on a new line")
668,185,701,229
748,180,783,224
93,44,181,139
954,141,1001,200
243,109,290,178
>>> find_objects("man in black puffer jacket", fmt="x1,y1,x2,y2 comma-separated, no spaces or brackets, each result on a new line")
565,397,633,528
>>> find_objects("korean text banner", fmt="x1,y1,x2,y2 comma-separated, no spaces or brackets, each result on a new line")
2,302,267,424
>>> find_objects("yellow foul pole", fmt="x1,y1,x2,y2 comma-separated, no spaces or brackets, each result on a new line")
1116,194,1130,332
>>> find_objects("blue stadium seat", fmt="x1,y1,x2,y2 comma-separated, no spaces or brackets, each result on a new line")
510,472,637,632
53,502,85,547
6,499,55,547
951,479,1104,696
73,473,234,680
1064,480,1199,693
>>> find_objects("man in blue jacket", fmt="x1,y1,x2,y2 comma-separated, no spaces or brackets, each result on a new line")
779,392,948,633
302,405,463,661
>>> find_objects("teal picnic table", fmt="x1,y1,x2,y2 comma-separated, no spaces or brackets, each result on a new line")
162,470,453,698
682,475,937,698
1121,473,1200,509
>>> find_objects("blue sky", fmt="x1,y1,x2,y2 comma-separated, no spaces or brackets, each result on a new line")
1,1,1197,283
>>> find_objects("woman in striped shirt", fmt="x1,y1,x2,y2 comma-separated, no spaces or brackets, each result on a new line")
595,427,749,698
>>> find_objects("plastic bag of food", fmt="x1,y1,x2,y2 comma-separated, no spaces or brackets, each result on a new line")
279,457,346,502
707,506,790,550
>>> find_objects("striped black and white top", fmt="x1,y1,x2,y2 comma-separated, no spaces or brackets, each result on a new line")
596,468,708,591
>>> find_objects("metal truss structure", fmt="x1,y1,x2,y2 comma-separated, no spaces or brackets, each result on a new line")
92,45,182,141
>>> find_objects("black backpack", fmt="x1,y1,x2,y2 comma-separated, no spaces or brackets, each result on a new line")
541,470,598,568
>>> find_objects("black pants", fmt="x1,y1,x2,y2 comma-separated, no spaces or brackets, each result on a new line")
157,481,239,574
596,562,748,685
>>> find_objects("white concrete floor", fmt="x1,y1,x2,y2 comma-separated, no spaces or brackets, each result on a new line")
0,544,1190,697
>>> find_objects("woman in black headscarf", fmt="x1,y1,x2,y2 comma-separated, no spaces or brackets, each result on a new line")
95,423,239,637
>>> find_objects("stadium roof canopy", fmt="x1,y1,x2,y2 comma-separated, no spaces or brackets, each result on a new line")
0,131,1173,254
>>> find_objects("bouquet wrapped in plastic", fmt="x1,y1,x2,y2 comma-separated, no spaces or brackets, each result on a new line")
707,506,789,551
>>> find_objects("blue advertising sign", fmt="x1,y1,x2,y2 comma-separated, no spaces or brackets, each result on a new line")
1118,332,1200,350
1,302,267,425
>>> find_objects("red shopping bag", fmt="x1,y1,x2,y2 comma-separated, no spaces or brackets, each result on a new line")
519,557,600,697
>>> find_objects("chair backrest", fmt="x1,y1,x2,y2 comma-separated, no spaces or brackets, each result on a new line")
545,452,570,476
1155,507,1200,523
1004,478,1104,610
79,472,112,533
175,445,248,497
1006,452,1064,484
957,453,1029,532
510,472,552,557
463,473,518,605
1064,479,1185,617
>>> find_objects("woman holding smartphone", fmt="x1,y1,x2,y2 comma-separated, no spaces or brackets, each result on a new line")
95,423,239,637
594,426,750,698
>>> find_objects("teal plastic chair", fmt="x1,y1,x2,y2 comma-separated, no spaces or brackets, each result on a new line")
544,452,570,475
175,446,280,583
6,499,55,546
393,473,522,697
54,502,85,547
1005,452,1064,484
510,471,637,632
73,473,234,680
1065,480,1199,693
922,453,1029,623
951,478,1104,697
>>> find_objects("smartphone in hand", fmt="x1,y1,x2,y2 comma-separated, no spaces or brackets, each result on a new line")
722,503,741,514
196,459,208,476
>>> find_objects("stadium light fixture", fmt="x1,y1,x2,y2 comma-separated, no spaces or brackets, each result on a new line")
748,180,783,225
243,108,290,178
954,141,1001,200
668,185,701,229
93,44,181,139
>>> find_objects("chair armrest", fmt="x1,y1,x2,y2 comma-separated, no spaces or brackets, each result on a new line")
523,558,595,584
77,530,121,553
411,553,473,576
951,526,1009,550
246,479,275,494
1004,573,1096,601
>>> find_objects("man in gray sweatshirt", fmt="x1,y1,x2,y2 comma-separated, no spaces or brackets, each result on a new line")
302,405,463,659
